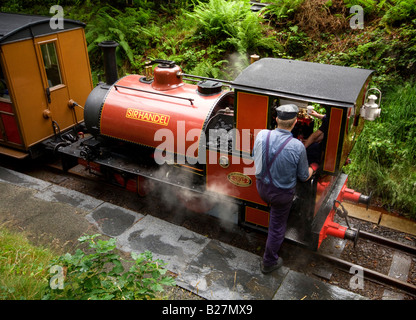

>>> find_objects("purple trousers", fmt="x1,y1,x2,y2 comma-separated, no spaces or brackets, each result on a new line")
256,180,295,267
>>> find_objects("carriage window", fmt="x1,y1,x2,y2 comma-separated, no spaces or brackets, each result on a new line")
40,42,63,87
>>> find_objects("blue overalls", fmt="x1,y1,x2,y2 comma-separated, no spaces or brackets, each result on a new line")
256,131,296,267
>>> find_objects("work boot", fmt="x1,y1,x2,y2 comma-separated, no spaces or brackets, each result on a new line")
260,257,283,274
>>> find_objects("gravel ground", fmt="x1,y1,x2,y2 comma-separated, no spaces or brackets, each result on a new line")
329,217,416,300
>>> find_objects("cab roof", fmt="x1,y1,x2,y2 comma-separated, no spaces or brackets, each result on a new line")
232,58,373,108
0,12,85,45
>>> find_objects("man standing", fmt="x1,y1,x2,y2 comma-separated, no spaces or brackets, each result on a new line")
253,104,315,274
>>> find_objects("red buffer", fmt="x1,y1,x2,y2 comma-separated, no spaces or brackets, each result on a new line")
317,178,371,248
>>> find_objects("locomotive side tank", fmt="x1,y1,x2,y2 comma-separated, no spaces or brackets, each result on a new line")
84,59,230,163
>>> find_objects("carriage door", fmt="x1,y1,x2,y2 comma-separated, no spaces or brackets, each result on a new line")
0,62,23,147
35,37,71,129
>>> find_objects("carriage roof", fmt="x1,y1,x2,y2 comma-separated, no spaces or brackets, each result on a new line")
0,12,85,45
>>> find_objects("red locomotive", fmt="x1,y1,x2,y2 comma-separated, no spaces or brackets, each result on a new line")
58,41,381,251
0,11,380,251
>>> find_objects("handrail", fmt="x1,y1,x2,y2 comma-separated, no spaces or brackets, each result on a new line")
114,84,194,106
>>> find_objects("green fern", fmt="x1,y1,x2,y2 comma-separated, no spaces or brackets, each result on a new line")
189,59,229,79
381,0,416,26
85,5,154,72
262,0,305,23
188,0,281,55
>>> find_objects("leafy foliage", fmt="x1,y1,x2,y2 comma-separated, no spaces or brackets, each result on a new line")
42,234,175,300
381,0,416,26
344,0,416,23
345,81,416,216
82,5,155,75
343,0,381,15
188,0,280,55
262,0,305,24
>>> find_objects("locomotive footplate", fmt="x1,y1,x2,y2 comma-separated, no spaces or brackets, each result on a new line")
280,177,317,249
282,173,360,251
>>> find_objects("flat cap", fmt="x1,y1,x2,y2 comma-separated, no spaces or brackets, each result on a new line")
276,104,299,120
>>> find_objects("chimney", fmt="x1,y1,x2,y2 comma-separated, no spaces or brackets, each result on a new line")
98,41,119,85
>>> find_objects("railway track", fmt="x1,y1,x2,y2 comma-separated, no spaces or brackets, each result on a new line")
1,156,415,299
316,236,416,297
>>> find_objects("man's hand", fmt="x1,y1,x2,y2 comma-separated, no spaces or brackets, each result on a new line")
307,163,319,179
309,110,325,119
310,163,319,172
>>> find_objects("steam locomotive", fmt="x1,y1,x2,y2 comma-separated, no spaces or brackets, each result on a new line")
0,13,381,251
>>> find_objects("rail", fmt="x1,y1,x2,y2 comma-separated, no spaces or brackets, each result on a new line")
359,230,416,255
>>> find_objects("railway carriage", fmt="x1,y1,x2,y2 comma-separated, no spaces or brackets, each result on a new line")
0,12,93,159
